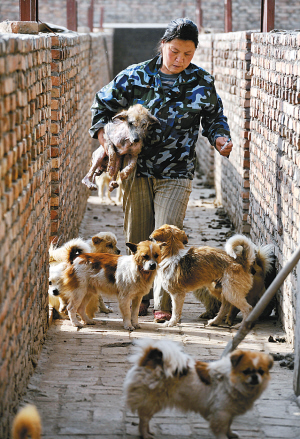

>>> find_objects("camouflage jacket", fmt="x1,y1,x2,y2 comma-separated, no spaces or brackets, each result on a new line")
89,55,231,180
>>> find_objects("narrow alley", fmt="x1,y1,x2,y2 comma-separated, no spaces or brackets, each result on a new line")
20,173,300,439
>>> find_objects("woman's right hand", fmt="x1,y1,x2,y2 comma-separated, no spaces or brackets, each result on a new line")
215,137,233,157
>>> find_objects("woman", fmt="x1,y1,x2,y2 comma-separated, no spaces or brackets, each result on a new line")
88,18,233,323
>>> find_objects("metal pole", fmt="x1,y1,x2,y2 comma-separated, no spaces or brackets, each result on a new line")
261,0,275,32
99,6,104,30
222,244,300,358
294,230,300,396
67,0,77,31
19,0,38,21
88,0,94,32
196,0,203,30
224,0,232,32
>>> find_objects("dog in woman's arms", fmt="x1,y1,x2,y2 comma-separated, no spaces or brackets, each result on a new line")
150,224,256,328
194,241,275,326
124,338,273,439
82,104,160,192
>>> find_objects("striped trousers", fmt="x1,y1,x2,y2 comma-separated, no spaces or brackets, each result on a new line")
122,174,192,312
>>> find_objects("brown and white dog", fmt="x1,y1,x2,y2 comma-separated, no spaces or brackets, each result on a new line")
194,241,275,326
49,232,120,264
124,338,273,439
150,224,256,327
49,240,161,330
49,232,120,322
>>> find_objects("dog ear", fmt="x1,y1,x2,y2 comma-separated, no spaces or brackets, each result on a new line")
230,350,245,368
149,230,164,242
126,242,138,253
267,355,274,370
140,347,163,369
159,242,167,249
149,115,161,127
68,246,84,263
112,110,127,122
92,236,103,245
195,361,211,385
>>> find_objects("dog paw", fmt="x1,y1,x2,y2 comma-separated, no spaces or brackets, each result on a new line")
207,318,220,326
124,324,135,331
227,430,239,438
101,306,113,314
73,322,84,328
199,311,217,319
82,176,98,191
85,319,96,325
162,320,177,327
132,323,141,329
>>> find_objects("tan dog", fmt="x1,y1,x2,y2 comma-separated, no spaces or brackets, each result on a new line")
194,242,274,326
82,104,160,192
48,240,161,330
124,338,273,439
12,404,41,439
150,224,256,327
49,232,120,322
95,172,123,203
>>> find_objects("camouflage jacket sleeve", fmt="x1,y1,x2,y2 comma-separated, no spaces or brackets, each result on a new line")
89,56,231,179
200,93,230,146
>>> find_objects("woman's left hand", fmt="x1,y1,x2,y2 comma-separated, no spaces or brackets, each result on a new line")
215,137,233,157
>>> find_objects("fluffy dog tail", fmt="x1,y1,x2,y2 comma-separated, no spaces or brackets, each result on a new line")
128,338,193,379
12,404,41,439
256,244,274,276
225,234,256,266
49,238,91,264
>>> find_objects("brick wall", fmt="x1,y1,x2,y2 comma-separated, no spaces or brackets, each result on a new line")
50,33,90,243
50,30,112,244
249,31,300,344
0,30,111,438
1,0,300,32
0,33,52,439
194,31,252,231
213,31,252,233
194,29,300,344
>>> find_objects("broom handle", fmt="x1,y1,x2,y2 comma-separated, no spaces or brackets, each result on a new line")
222,244,300,358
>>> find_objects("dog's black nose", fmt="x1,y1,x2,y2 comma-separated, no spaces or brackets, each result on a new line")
52,289,59,296
117,249,121,254
249,374,259,385
149,262,157,270
133,135,140,143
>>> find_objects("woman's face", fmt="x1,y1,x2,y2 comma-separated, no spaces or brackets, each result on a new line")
160,38,196,75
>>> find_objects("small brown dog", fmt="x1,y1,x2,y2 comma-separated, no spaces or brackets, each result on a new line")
49,240,161,330
150,225,256,327
49,232,120,322
12,404,41,439
82,104,159,192
124,338,273,439
194,242,274,326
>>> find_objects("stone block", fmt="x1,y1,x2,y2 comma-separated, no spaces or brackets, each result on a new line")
0,21,38,34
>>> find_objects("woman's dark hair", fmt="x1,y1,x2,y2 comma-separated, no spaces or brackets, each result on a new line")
158,17,199,52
